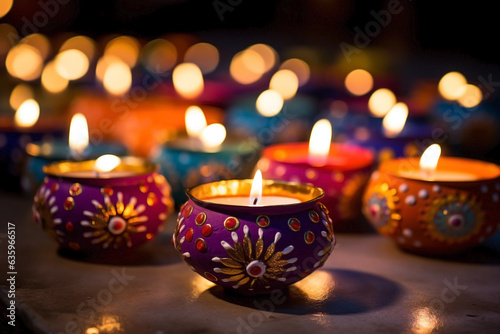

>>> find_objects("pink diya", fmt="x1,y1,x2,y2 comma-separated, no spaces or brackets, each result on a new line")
32,156,174,254
256,119,375,230
172,170,336,295
363,144,500,255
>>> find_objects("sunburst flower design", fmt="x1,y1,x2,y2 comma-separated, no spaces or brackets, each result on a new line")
425,193,484,243
317,214,336,267
82,192,148,249
33,185,62,242
212,225,297,291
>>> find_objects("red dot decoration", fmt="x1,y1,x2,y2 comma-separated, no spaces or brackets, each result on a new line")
195,238,207,252
50,183,59,192
101,186,113,196
69,183,82,196
195,212,207,226
318,203,329,214
224,217,240,231
65,222,74,232
249,265,263,276
309,211,320,223
204,272,218,282
299,269,310,278
201,224,213,237
68,242,80,251
256,215,270,228
63,197,75,211
304,231,315,244
183,205,193,219
185,228,194,242
288,218,301,232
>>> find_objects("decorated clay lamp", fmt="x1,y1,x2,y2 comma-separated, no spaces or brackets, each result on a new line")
257,119,374,230
172,170,335,295
24,113,128,194
152,106,260,206
363,144,500,256
32,155,174,254
0,99,65,192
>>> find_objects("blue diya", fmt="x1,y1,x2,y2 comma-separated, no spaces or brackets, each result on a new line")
172,179,336,295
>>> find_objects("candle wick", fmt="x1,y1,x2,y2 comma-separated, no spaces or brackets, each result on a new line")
253,197,258,205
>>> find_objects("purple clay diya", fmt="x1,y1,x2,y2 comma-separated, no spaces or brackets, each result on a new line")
172,176,336,295
32,157,174,254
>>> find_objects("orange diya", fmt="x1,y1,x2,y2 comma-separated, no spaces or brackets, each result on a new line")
363,144,500,256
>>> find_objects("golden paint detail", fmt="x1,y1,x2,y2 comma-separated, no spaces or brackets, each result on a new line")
318,216,335,267
69,183,82,196
33,185,59,242
82,191,148,249
363,183,400,235
424,193,484,243
338,173,370,220
213,226,295,291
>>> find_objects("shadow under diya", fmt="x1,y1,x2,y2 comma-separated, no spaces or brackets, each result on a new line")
363,157,500,256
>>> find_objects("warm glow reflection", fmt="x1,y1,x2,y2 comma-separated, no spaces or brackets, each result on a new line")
191,274,216,297
84,328,99,334
95,155,121,172
141,38,177,74
230,50,265,85
97,315,122,332
269,69,299,100
368,88,396,117
411,308,438,334
41,61,69,93
457,84,482,108
420,144,441,179
308,119,332,166
200,123,226,151
103,60,132,95
9,84,34,110
345,69,373,96
60,35,97,62
248,43,278,72
69,113,89,155
280,58,310,87
0,0,13,18
249,169,263,205
55,49,89,80
6,44,43,81
185,106,207,138
256,89,284,117
438,71,467,100
19,34,50,60
382,102,408,138
104,35,140,68
14,99,40,128
184,42,219,74
294,270,335,301
173,63,204,99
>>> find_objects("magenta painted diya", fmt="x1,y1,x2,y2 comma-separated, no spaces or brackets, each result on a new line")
256,143,374,230
362,157,500,255
172,179,336,295
32,158,174,254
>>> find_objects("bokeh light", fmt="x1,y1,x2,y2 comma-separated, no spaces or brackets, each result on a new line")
5,44,43,81
200,123,226,150
269,69,299,100
184,42,219,74
172,62,204,99
230,49,266,85
95,54,122,82
280,58,310,87
10,84,34,110
103,60,132,95
60,35,97,63
41,61,69,93
382,102,409,138
141,38,177,74
104,35,140,68
457,83,482,108
55,49,89,80
247,43,278,72
256,89,284,117
368,88,397,117
15,99,40,128
438,71,467,100
345,69,373,96
0,24,18,60
19,34,51,60
0,0,13,19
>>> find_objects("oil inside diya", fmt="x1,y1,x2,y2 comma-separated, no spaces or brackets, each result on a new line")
257,142,374,231
33,157,174,255
172,178,336,295
363,154,500,256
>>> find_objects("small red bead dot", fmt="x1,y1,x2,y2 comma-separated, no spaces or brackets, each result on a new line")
309,211,320,223
185,228,194,242
204,272,218,282
288,218,301,232
304,231,315,244
65,222,74,232
195,238,207,252
249,266,262,276
195,212,207,226
182,205,193,219
256,215,270,228
201,224,212,237
224,217,240,231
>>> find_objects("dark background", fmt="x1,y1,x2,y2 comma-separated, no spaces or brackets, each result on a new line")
2,0,498,65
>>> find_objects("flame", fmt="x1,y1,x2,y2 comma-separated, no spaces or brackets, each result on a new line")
308,119,332,166
420,144,441,179
382,102,408,138
200,123,226,151
95,155,121,172
172,63,204,99
249,169,263,205
69,113,89,155
185,106,207,138
256,89,283,117
14,99,40,128
368,88,396,117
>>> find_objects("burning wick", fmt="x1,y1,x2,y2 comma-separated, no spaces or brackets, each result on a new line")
249,169,263,206
252,197,258,205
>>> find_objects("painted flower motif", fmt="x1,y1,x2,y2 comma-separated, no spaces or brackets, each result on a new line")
426,194,484,243
82,192,148,249
33,185,62,242
363,183,400,235
213,225,297,291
